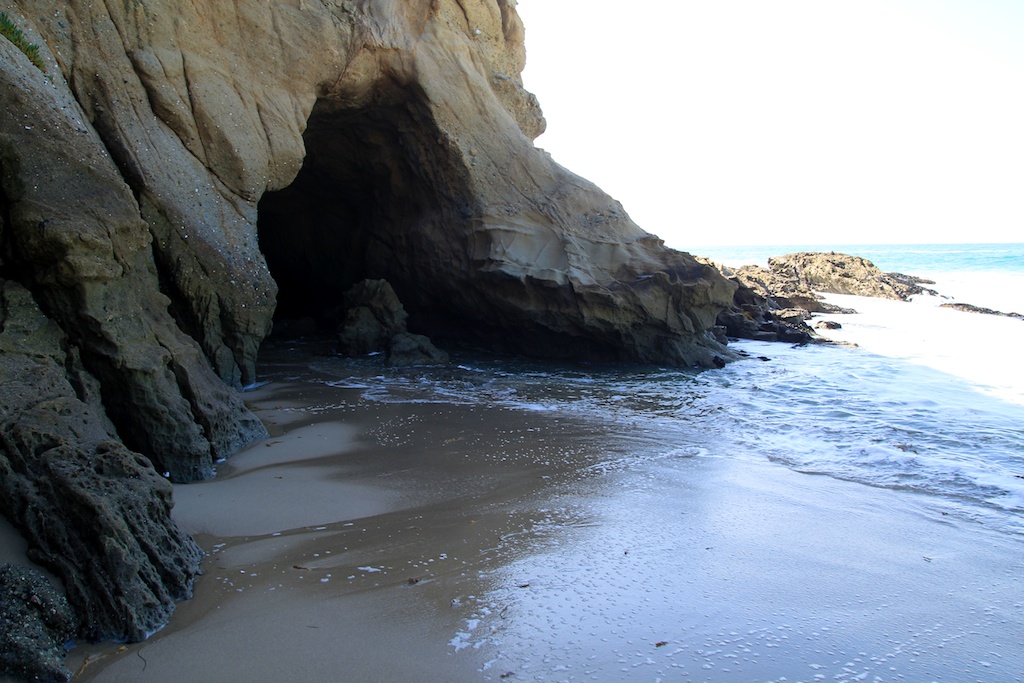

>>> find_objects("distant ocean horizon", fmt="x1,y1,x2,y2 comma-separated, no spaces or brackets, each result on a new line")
681,241,1024,276
682,241,1024,316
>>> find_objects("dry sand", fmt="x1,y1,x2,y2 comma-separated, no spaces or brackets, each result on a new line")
58,364,1024,683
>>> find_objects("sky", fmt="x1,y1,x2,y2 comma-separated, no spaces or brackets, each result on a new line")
516,0,1024,249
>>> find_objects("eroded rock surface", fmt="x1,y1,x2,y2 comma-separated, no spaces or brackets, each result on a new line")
0,13,267,482
337,279,410,356
0,281,202,651
387,332,450,366
1,0,738,662
335,279,450,365
0,564,75,682
13,0,734,384
765,252,936,301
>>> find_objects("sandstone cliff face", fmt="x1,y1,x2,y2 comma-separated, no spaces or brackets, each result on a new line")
3,0,734,463
1,0,736,653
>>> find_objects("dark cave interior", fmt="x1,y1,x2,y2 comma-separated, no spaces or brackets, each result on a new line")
256,96,468,332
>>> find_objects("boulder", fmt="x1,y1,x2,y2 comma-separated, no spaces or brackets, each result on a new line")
386,332,451,367
336,280,450,365
337,280,410,356
766,252,937,300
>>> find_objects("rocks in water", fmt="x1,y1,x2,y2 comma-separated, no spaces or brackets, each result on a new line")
815,320,843,330
940,302,1024,320
337,280,449,365
0,565,76,683
723,262,833,314
707,261,818,345
387,333,451,367
705,251,942,345
337,280,410,356
765,252,937,300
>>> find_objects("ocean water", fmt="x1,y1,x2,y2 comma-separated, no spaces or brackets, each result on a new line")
247,242,1024,680
690,242,1024,276
314,242,1024,535
71,242,1024,682
694,241,1024,314
317,339,1024,537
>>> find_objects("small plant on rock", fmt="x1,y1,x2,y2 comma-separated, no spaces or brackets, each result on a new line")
0,12,46,74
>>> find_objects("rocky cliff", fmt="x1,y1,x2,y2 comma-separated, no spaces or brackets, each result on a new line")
1,0,736,667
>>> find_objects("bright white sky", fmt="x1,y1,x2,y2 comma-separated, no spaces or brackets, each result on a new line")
516,0,1024,248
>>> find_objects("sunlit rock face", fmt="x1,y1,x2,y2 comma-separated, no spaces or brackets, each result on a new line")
254,1,737,366
0,0,738,479
1,0,737,656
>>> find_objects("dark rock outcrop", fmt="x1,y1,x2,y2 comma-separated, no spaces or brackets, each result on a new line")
765,252,937,300
724,263,845,314
0,19,267,483
336,280,449,365
707,252,940,344
940,302,1024,320
0,564,76,683
706,260,820,344
0,281,202,650
337,280,411,356
387,332,451,367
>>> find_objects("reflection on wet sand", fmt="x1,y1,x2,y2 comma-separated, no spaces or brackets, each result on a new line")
68,347,1024,682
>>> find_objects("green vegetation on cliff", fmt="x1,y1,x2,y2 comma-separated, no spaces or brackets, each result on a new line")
0,12,46,74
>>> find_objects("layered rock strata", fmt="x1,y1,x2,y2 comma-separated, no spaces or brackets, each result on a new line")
3,0,734,478
1,0,737,669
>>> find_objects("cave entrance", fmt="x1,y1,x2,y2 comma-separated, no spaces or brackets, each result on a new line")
256,96,468,334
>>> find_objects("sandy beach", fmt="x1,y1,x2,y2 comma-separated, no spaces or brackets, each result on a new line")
58,330,1024,683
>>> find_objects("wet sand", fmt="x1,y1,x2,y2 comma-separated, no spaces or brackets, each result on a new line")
64,359,1024,682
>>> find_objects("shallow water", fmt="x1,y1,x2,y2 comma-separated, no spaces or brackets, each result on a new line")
48,243,1024,680
280,334,1024,537
40,243,1022,683
66,332,1024,682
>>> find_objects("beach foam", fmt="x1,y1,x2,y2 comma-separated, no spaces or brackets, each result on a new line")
813,289,1024,406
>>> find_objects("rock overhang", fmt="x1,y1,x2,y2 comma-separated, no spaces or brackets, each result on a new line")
0,3,739,669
